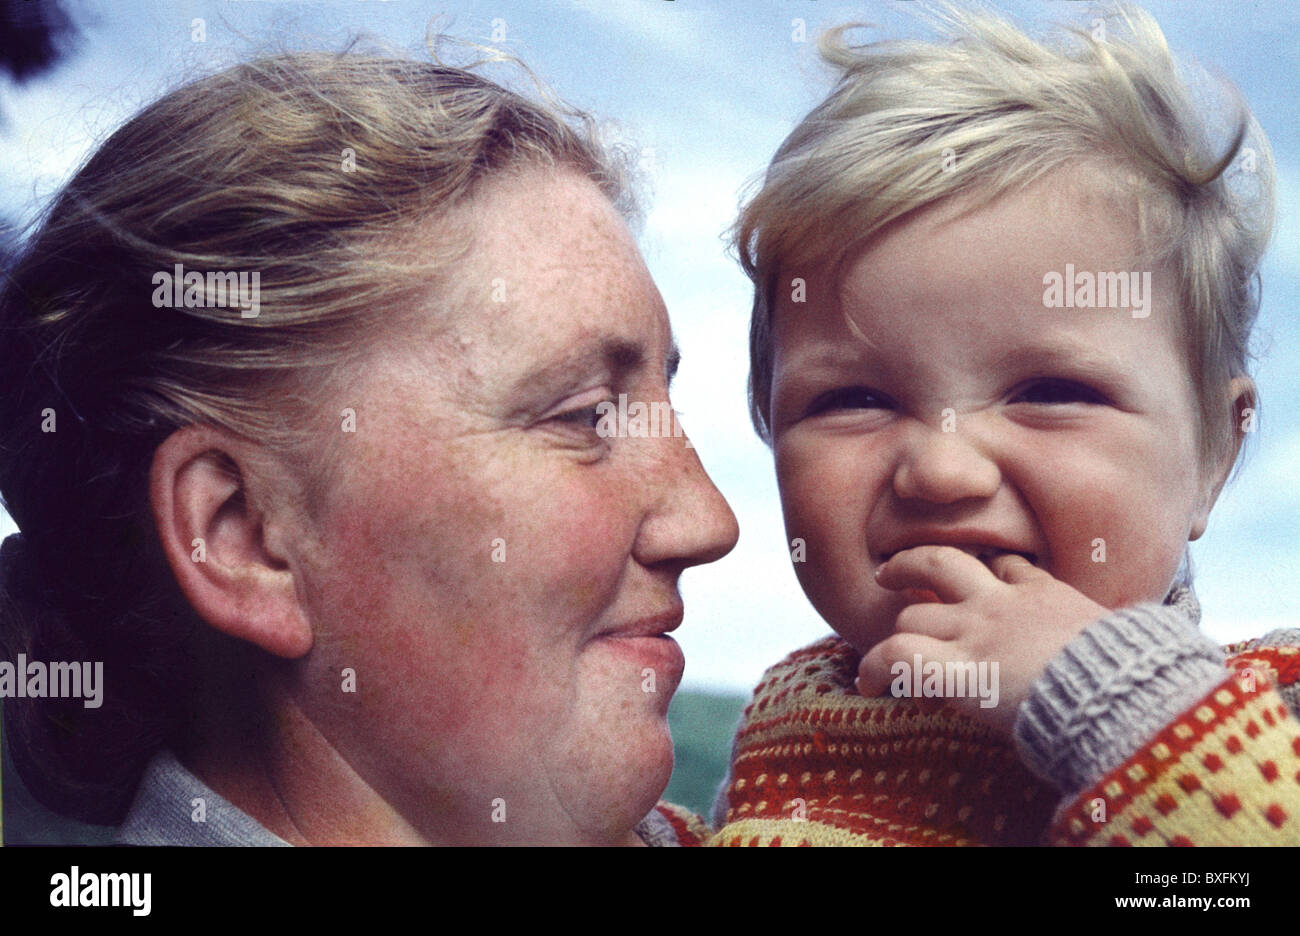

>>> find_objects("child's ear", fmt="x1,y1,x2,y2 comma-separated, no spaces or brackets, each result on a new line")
1190,376,1256,541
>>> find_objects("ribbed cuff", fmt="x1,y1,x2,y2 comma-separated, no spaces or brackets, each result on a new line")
1013,586,1226,797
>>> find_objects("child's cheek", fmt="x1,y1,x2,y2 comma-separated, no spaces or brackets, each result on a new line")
776,437,883,645
780,436,863,551
1029,467,1188,612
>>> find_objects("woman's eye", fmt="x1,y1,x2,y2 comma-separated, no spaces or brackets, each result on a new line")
552,404,605,431
1012,379,1106,405
806,386,889,416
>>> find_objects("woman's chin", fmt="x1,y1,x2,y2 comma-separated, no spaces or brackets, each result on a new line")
614,743,676,838
582,717,676,834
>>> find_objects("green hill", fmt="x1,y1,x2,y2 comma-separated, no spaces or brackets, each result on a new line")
663,689,748,820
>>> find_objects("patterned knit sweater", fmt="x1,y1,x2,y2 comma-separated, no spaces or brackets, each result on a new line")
709,587,1300,846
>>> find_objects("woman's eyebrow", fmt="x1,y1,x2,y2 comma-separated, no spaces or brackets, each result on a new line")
513,337,659,394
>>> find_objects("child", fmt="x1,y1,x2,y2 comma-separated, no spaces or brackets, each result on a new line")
711,3,1297,846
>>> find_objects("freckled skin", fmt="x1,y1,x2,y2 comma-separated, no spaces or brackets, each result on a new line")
768,170,1239,726
274,168,738,844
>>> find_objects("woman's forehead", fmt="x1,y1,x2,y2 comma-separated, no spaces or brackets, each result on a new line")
361,168,674,398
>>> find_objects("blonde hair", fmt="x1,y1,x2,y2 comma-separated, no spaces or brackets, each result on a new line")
0,49,630,823
737,2,1273,474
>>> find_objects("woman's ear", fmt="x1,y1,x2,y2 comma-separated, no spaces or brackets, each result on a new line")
1190,376,1255,541
149,425,314,658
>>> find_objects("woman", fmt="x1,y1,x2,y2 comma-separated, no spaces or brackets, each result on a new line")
0,51,738,845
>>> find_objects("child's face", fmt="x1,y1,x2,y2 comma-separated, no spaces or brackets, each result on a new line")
768,171,1223,655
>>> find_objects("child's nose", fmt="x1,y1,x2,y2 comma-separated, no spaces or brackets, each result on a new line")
891,427,1001,504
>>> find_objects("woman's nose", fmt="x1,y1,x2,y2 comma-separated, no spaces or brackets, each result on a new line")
891,425,1001,505
633,431,740,570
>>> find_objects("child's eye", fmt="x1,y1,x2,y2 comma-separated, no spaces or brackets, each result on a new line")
1011,379,1107,405
806,386,890,416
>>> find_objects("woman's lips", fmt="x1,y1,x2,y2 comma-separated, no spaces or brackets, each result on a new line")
593,633,685,685
591,607,686,683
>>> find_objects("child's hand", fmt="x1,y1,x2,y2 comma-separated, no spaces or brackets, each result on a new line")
856,546,1110,735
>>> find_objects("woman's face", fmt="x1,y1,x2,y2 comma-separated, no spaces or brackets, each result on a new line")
287,168,738,844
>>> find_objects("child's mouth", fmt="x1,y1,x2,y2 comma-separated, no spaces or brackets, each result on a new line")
881,545,1039,567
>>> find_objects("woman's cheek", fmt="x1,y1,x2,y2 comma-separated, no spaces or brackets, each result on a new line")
414,636,570,764
530,474,633,589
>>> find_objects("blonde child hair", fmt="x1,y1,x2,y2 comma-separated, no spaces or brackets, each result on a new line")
736,2,1273,480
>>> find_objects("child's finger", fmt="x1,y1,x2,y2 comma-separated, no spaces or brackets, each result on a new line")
988,552,1053,585
875,545,996,603
893,601,964,640
856,633,953,698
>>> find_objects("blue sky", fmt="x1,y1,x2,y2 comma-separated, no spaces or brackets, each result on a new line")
0,0,1296,693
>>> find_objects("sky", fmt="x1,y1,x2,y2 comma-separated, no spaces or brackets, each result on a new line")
0,0,1297,694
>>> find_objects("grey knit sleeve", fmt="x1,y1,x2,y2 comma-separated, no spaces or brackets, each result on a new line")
1012,585,1228,798
633,808,683,847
